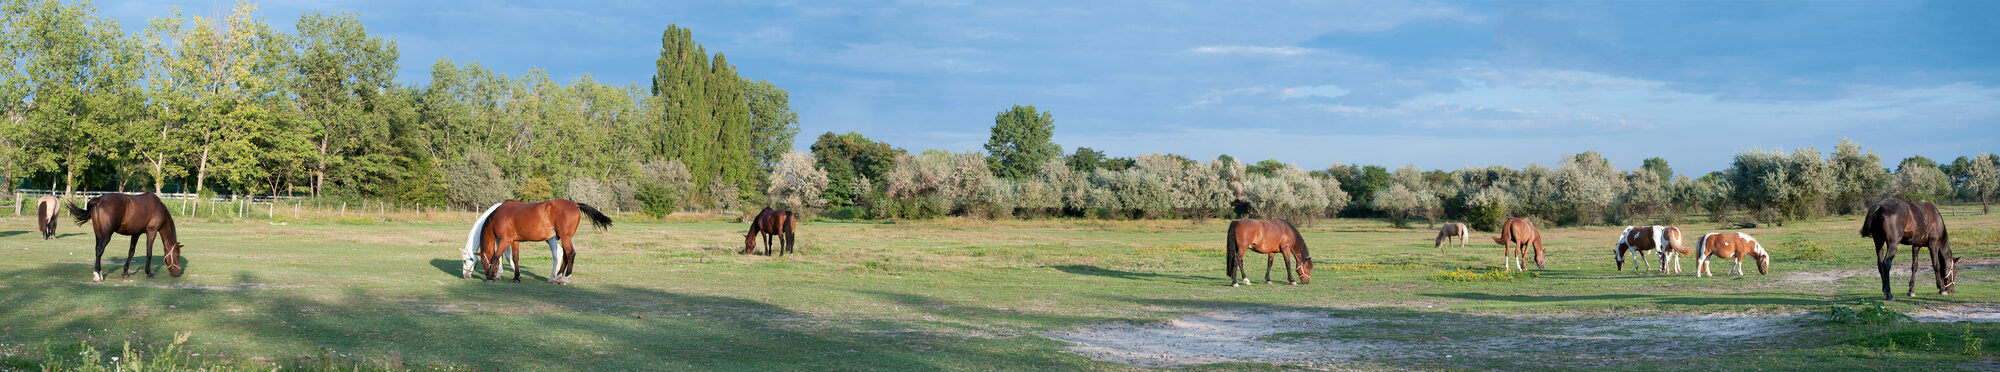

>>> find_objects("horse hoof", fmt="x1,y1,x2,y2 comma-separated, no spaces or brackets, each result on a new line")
1289,282,1297,286
1230,283,1239,287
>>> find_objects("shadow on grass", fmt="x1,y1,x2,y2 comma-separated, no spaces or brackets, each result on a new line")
0,263,1100,370
1049,265,1209,282
0,230,25,238
1423,292,1832,307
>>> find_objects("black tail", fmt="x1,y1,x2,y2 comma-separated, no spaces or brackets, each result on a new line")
67,199,93,226
1226,221,1240,280
577,203,613,230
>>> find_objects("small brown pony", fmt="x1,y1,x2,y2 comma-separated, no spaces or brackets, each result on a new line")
743,207,797,256
1861,198,1958,300
1492,217,1545,272
67,193,184,282
36,195,60,239
1433,222,1470,253
474,199,612,284
1225,219,1312,286
1693,232,1769,277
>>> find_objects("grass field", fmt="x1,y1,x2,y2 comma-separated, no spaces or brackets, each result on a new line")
0,204,1996,370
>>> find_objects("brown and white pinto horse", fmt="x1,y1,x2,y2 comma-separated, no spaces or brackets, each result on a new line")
36,195,60,239
1491,217,1545,271
1433,222,1470,253
743,207,797,256
1861,198,1958,300
1694,232,1769,277
474,199,612,284
67,193,184,281
1225,219,1313,286
1616,226,1686,272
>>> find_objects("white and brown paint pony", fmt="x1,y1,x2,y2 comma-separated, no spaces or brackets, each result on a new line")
1615,225,1686,272
1433,222,1470,254
1694,232,1769,277
36,195,60,239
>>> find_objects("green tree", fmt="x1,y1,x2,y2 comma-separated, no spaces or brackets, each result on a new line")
6,0,142,197
293,11,398,197
809,132,904,207
1967,153,2000,214
1065,147,1106,173
1829,139,1888,214
983,104,1060,180
744,78,799,171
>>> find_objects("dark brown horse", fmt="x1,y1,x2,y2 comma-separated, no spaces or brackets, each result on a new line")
1492,217,1545,272
36,195,60,239
743,207,797,256
1225,219,1312,286
67,193,184,282
474,199,612,284
1861,198,1958,300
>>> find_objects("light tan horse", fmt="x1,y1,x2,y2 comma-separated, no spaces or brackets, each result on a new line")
36,195,60,239
1616,226,1686,272
1225,219,1313,286
1492,217,1545,272
1694,232,1769,277
1433,222,1470,253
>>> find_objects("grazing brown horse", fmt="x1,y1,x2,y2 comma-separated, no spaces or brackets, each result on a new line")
36,195,60,239
743,207,797,256
1491,217,1545,272
1861,198,1958,300
1433,222,1470,253
67,193,184,282
1693,232,1769,277
474,199,612,284
1225,219,1312,286
1616,226,1686,272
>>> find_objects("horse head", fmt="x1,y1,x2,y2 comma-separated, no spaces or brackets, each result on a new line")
165,243,186,277
1940,256,1959,295
1295,257,1312,285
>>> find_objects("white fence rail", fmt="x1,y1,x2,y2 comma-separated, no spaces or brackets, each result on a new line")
13,189,301,202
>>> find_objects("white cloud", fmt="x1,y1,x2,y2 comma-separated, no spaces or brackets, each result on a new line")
1281,85,1351,100
1186,45,1315,56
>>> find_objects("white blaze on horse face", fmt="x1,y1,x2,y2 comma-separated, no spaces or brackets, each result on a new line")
463,203,504,278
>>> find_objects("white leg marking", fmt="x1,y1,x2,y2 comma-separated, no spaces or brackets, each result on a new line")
548,238,563,281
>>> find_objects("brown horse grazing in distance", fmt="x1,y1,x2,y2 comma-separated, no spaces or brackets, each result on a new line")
36,195,60,239
1433,222,1470,253
475,199,612,284
1492,217,1545,272
67,193,184,282
1861,198,1958,300
1694,232,1769,277
1225,219,1313,286
1616,226,1687,272
743,207,797,256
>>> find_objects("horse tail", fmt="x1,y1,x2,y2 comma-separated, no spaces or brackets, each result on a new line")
1859,203,1881,238
1225,221,1240,279
1492,218,1513,245
576,203,613,230
67,198,94,226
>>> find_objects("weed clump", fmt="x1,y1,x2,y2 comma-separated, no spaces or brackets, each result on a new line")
1431,268,1537,282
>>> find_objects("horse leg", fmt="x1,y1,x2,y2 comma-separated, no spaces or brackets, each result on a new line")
1876,241,1895,300
1731,257,1742,276
1264,253,1275,284
143,231,157,277
1282,252,1296,285
509,241,523,282
122,234,140,278
560,236,578,285
1908,245,1923,298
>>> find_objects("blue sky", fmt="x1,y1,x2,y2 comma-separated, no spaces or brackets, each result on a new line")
101,1,2000,175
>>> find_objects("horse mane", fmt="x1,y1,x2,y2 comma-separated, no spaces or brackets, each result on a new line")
1279,219,1310,263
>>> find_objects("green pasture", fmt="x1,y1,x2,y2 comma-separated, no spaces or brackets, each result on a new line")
0,205,1996,370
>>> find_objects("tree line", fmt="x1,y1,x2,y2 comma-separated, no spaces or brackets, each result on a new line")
0,1,799,214
5,1,1995,226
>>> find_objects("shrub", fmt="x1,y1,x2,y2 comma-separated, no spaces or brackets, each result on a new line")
635,182,679,218
444,151,511,210
513,177,554,202
566,177,613,208
1465,187,1509,232
766,151,831,214
1825,299,1911,325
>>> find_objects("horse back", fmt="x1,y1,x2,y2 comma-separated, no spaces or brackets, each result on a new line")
1229,219,1292,254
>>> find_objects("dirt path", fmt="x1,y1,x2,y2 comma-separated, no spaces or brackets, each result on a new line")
1050,309,1804,369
